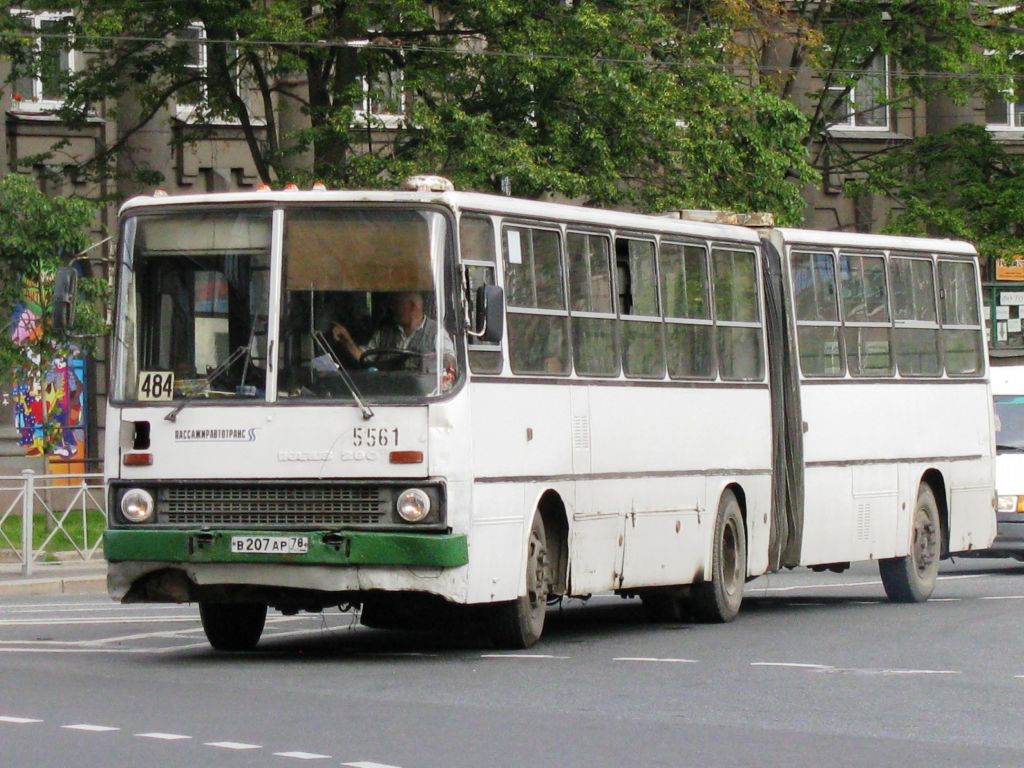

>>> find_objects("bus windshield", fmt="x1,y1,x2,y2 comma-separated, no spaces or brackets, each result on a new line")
276,207,455,402
117,205,457,404
995,395,1024,453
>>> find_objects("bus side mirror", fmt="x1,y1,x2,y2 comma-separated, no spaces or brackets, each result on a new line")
473,284,504,343
51,266,78,333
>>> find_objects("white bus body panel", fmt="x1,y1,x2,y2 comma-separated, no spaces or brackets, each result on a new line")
991,365,1024,497
466,380,773,601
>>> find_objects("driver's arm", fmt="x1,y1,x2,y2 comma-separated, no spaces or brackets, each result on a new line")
331,322,366,362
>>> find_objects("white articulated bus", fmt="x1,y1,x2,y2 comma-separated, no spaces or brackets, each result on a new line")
93,180,995,650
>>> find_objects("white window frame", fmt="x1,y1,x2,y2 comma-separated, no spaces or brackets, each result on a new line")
9,9,75,112
350,39,405,129
827,54,891,132
175,22,208,121
985,88,1024,131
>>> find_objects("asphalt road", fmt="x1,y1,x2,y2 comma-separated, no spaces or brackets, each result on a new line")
2,558,1024,768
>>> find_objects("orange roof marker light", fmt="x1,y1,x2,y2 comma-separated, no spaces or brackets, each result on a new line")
153,189,168,197
283,182,299,191
402,175,454,192
311,182,327,191
255,182,271,191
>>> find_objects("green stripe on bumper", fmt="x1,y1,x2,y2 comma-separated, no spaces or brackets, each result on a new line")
104,529,468,568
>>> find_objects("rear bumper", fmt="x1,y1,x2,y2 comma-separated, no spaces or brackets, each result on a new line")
967,514,1024,556
104,528,469,568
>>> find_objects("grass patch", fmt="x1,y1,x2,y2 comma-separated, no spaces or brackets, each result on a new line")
0,510,106,555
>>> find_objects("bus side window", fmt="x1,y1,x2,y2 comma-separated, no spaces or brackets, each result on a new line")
889,255,941,377
503,225,570,375
616,237,665,379
791,250,844,377
712,247,764,382
938,259,984,376
567,231,618,377
660,241,714,379
839,253,893,377
460,214,502,374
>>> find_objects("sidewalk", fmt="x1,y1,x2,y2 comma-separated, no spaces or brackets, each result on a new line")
0,559,108,598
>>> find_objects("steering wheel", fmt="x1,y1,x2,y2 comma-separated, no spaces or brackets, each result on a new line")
360,348,425,371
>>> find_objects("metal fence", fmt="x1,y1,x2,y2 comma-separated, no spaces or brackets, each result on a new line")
0,470,105,575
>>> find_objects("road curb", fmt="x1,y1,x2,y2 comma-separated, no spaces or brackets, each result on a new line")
0,572,107,597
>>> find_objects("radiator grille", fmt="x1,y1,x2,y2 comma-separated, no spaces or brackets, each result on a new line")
158,485,389,527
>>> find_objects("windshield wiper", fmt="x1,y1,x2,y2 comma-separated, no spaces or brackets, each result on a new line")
311,330,375,420
996,444,1024,453
165,315,265,422
164,345,255,422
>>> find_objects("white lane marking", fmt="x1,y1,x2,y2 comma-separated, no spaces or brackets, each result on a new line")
829,668,960,676
273,751,332,760
613,657,698,664
137,732,192,740
980,595,1024,600
0,716,43,724
0,647,168,655
62,724,119,732
205,741,262,750
343,762,403,768
751,662,834,670
760,580,883,593
850,601,881,605
0,616,200,627
479,654,569,660
929,598,961,602
759,573,983,594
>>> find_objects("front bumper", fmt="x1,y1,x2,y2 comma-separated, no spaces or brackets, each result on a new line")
104,528,469,568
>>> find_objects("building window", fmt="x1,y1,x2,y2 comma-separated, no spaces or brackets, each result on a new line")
347,36,405,128
827,54,889,130
986,87,1024,129
175,22,207,119
11,11,74,110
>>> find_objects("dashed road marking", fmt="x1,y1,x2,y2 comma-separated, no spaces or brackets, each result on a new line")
980,595,1024,600
205,741,262,750
751,662,833,670
62,723,119,732
343,762,403,768
480,653,570,660
273,750,332,760
0,716,42,724
613,657,698,664
137,732,192,740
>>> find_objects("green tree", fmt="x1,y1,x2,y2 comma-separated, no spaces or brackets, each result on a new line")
0,174,104,454
0,0,817,222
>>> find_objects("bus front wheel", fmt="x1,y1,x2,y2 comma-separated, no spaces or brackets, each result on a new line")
691,490,746,623
879,485,942,603
199,602,267,651
489,513,551,649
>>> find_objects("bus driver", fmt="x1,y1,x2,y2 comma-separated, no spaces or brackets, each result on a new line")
331,291,456,379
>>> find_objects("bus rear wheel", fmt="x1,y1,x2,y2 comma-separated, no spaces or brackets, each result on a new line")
691,491,746,623
199,602,267,651
879,484,942,603
489,513,551,649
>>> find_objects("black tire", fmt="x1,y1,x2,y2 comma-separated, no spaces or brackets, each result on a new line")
691,491,746,623
879,484,942,603
489,514,551,649
199,602,267,651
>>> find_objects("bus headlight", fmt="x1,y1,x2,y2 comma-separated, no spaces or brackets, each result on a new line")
121,488,155,523
396,488,431,523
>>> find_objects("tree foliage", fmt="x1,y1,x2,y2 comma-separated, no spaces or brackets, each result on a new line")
0,174,105,452
0,0,817,222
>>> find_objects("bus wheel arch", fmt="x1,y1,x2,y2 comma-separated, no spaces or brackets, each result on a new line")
691,485,747,623
536,489,569,597
879,478,943,603
920,469,950,558
488,489,566,649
